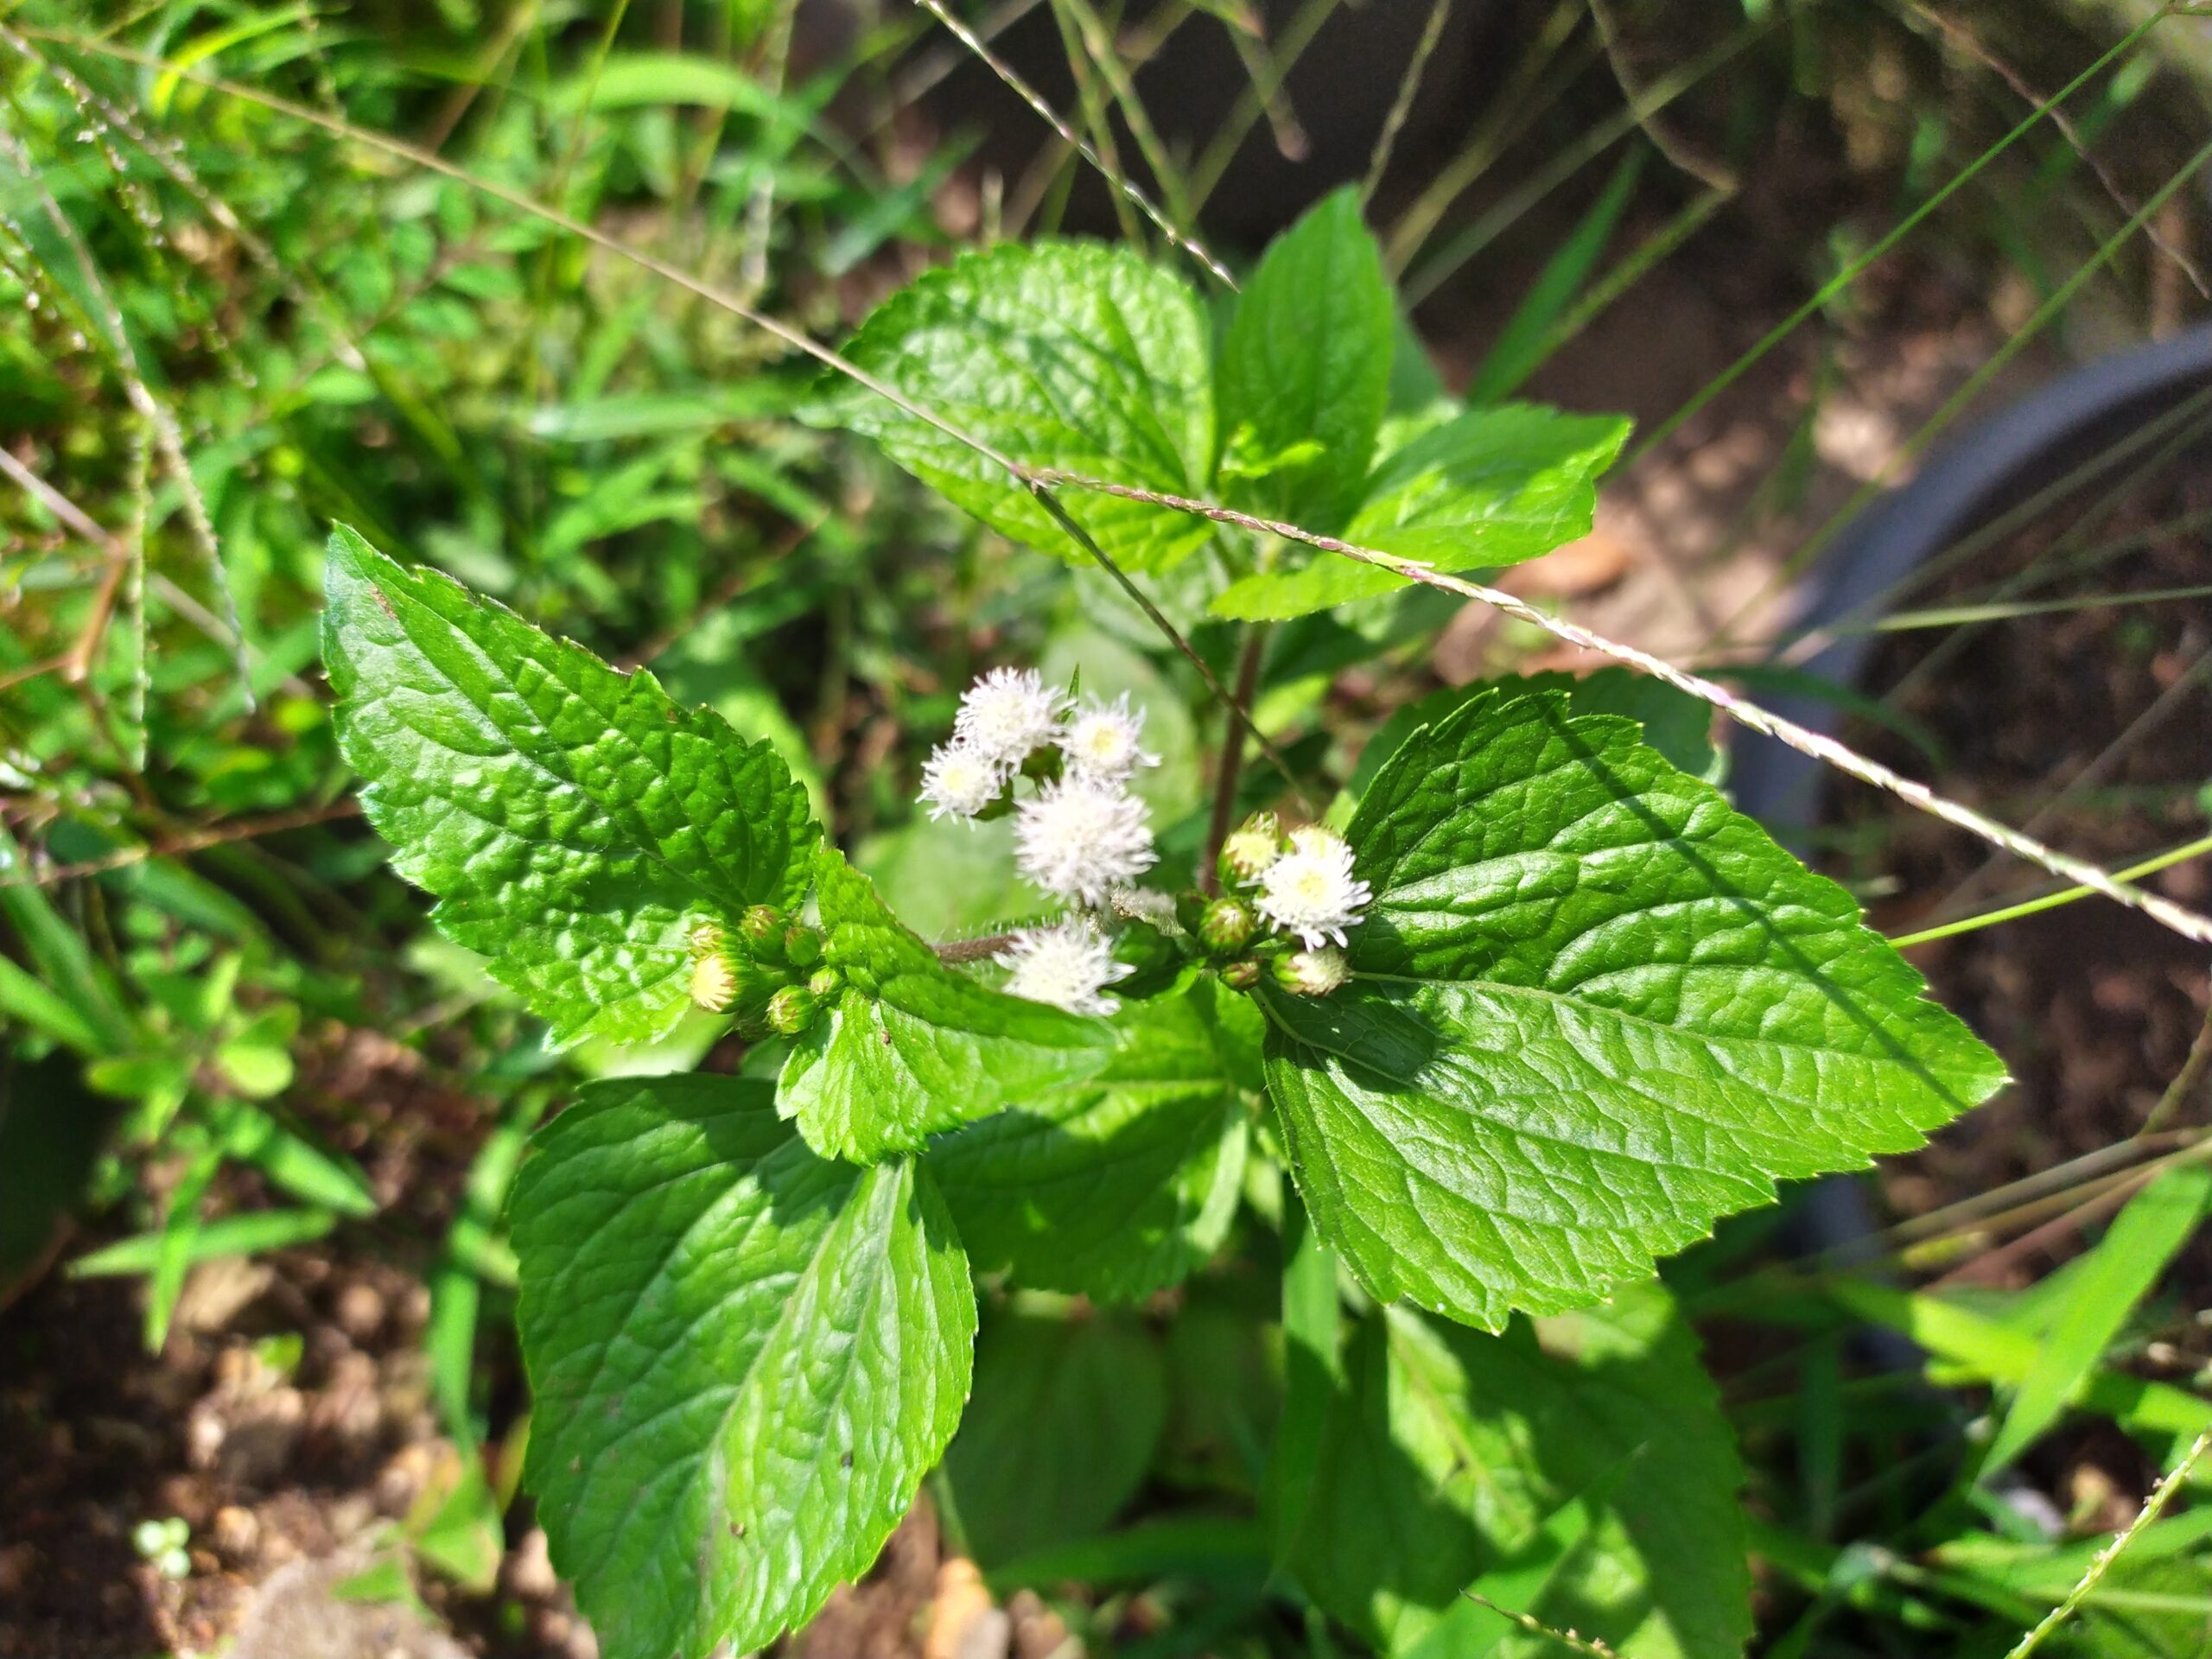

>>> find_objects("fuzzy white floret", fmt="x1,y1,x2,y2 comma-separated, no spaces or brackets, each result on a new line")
1014,774,1157,905
998,919,1133,1016
1058,692,1160,783
918,741,1004,821
954,667,1068,769
1281,946,1351,995
1257,825,1371,948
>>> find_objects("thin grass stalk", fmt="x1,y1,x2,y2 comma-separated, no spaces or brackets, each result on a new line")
1400,16,1775,308
1357,0,1450,207
0,120,250,709
1383,1,1586,271
1875,394,2212,704
1045,0,1146,245
1889,832,2212,947
1706,130,2212,650
911,0,1235,285
1053,0,1197,231
1931,643,2212,918
1772,384,2212,665
1899,0,2207,296
2001,1427,2212,1659
1627,8,2178,468
1025,470,2212,946
1186,0,1337,209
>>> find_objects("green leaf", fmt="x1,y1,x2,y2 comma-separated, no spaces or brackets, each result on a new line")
821,241,1216,573
1821,1278,2212,1446
403,1451,505,1594
1934,1513,2212,1659
1263,690,2005,1330
1344,668,1723,812
1215,188,1395,535
3,1055,119,1298
321,525,819,1048
1289,1284,1748,1659
72,1207,337,1278
931,981,1251,1300
1212,407,1630,621
779,850,1118,1163
1981,1162,2212,1476
512,1076,976,1659
218,1102,377,1217
1268,1196,1346,1569
942,1304,1168,1567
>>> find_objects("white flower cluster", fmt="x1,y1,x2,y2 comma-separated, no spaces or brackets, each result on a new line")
1235,820,1372,950
918,668,1162,907
914,667,1166,1014
998,918,1134,1015
914,667,1369,1016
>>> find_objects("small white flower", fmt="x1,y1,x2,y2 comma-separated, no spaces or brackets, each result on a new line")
690,950,737,1013
1014,774,1157,905
919,741,1004,821
954,666,1068,769
1058,692,1159,783
1277,946,1351,996
1256,824,1370,948
1220,811,1283,883
997,918,1133,1016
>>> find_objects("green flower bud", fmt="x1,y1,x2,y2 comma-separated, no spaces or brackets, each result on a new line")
1220,958,1262,991
807,966,843,1000
1198,896,1257,957
765,984,819,1037
782,925,823,970
740,906,785,956
1174,889,1211,938
1219,811,1283,887
1273,946,1350,997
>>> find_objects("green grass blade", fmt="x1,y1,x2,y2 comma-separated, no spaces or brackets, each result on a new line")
1980,1165,2212,1476
1464,148,1645,406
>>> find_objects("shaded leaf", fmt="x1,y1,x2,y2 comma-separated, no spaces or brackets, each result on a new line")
931,981,1250,1300
778,850,1117,1162
1265,690,2005,1329
513,1076,975,1659
1289,1284,1748,1659
943,1305,1168,1567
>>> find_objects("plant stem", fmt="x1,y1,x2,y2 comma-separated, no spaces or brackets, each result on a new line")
1203,628,1268,893
1889,832,2212,948
2140,1001,2212,1140
932,933,1020,964
2002,1425,2212,1659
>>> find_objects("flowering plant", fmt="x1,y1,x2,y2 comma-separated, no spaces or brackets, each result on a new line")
319,191,2005,1659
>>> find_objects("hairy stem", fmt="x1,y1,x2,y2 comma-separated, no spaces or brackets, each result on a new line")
932,933,1021,964
1203,628,1268,893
